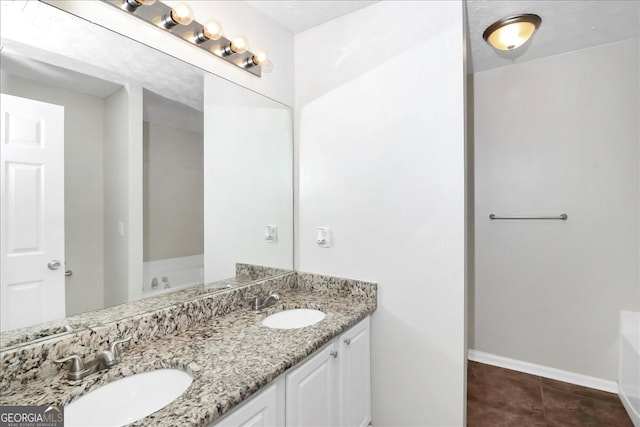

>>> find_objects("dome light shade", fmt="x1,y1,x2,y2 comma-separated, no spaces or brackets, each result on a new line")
483,14,541,51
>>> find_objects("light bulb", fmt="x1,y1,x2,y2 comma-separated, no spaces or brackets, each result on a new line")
138,0,156,4
230,35,249,54
170,3,194,26
251,49,269,66
261,61,274,73
202,20,223,41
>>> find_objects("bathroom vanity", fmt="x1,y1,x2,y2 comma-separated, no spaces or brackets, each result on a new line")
0,3,376,425
0,271,376,426
215,316,370,426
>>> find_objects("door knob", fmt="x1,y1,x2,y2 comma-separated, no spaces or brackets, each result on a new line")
48,260,61,270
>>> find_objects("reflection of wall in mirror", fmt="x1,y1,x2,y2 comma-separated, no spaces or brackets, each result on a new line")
103,85,143,308
143,121,203,262
204,74,293,283
143,120,204,292
1,72,106,316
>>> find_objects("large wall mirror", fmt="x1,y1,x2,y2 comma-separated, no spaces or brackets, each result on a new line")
0,1,293,348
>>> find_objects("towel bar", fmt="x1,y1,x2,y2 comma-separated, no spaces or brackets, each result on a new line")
489,214,568,220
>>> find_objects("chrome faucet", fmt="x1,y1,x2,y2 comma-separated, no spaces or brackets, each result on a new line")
54,336,131,381
252,291,280,310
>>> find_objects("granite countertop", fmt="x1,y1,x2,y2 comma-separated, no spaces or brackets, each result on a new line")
1,288,375,426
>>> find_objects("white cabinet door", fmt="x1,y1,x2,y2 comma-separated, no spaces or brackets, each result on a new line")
212,316,371,427
286,344,338,427
214,380,283,427
338,317,371,427
0,94,65,332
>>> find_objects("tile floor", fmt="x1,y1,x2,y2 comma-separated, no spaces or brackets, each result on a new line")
467,361,634,426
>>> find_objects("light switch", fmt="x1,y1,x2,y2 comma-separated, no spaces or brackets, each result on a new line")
265,225,277,243
316,227,332,248
118,221,125,237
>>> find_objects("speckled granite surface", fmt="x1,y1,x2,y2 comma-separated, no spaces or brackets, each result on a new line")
0,275,259,351
235,263,292,281
0,272,376,426
0,264,297,351
0,273,296,390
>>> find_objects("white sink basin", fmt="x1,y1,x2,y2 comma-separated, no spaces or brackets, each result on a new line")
65,369,192,427
262,309,326,329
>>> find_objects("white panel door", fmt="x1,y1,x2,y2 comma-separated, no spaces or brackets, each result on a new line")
339,317,371,427
1,93,65,331
286,344,337,427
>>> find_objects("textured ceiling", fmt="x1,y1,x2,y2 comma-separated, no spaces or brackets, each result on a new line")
1,50,122,98
247,0,377,34
248,0,639,73
466,0,640,73
0,1,204,130
2,0,637,103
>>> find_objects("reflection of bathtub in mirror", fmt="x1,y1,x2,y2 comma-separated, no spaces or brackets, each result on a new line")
142,255,204,298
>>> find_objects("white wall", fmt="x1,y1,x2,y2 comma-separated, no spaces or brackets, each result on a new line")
143,121,203,262
0,73,106,316
472,38,640,382
295,2,466,425
103,85,144,306
204,75,293,282
46,0,294,106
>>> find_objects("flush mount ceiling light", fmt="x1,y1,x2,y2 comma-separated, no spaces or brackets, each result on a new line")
105,0,270,77
482,13,542,51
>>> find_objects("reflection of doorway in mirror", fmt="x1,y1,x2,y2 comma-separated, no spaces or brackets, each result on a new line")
0,64,137,318
0,94,66,331
142,92,204,298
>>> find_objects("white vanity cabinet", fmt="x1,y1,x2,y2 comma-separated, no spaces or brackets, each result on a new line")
286,316,371,427
337,316,371,427
213,380,285,427
211,316,371,427
285,343,338,426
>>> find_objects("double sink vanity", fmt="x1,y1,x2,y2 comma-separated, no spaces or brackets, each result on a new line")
0,271,377,426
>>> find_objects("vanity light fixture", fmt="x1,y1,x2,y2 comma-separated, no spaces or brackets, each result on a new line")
482,13,542,51
106,0,269,77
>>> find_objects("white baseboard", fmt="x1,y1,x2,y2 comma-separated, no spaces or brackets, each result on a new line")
468,349,618,394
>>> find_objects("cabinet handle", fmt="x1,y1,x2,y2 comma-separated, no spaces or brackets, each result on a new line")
343,338,351,345
330,350,338,358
